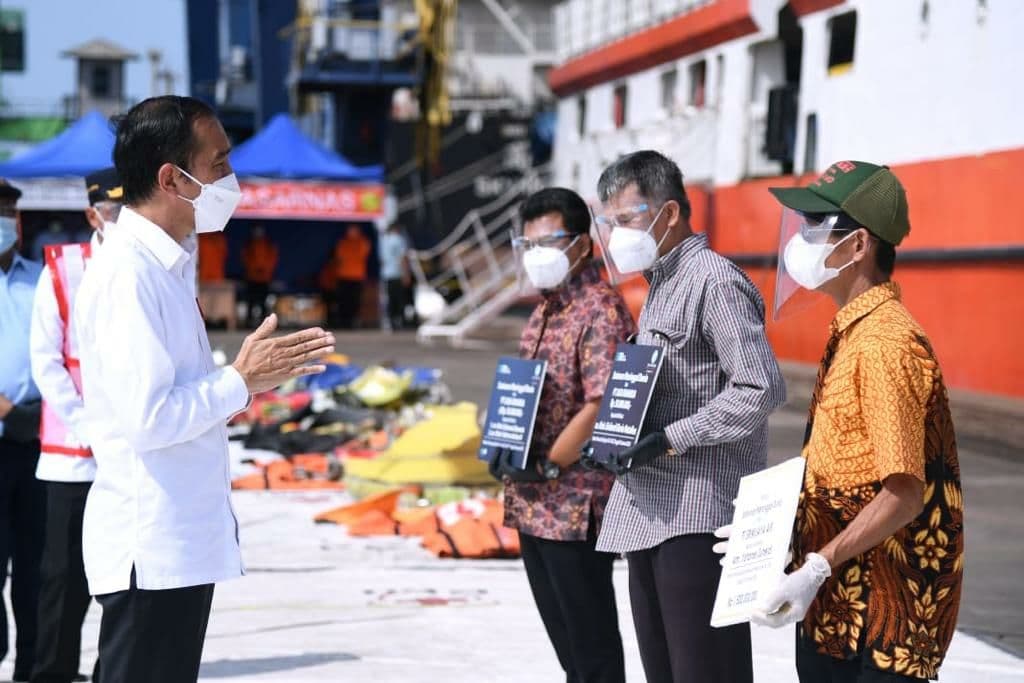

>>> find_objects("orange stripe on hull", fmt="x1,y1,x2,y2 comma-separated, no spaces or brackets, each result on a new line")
549,0,758,97
613,147,1024,398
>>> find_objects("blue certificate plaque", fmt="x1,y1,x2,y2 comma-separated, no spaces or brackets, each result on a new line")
588,344,665,464
478,357,547,469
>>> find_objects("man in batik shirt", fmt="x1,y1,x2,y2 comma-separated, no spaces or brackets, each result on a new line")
490,187,635,683
755,161,963,683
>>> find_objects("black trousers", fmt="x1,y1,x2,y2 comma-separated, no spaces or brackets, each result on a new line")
384,278,408,329
626,533,752,683
796,631,927,683
519,531,625,683
31,481,95,683
335,280,363,329
95,573,214,683
0,439,46,678
244,281,270,327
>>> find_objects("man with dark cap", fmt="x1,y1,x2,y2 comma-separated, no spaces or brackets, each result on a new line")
28,167,123,683
741,161,964,682
0,179,46,682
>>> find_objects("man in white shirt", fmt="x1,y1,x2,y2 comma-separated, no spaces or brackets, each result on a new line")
29,167,122,683
378,223,410,330
74,96,335,683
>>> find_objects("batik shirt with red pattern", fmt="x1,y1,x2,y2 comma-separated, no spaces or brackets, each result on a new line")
503,262,637,542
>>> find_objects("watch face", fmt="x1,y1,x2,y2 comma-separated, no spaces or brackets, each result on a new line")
544,462,560,479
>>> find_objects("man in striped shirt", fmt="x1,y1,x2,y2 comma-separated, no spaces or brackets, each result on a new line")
589,151,786,682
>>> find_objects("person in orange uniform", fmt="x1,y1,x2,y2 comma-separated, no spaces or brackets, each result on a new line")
332,224,370,329
198,232,228,283
241,224,278,327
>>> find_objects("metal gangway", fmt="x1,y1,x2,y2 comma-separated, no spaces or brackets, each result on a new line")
409,165,550,347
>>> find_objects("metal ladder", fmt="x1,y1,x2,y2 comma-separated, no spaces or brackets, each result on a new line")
409,166,549,347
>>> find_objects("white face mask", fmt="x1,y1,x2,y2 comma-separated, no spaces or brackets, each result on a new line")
0,216,17,254
96,220,117,242
783,232,856,290
522,236,581,290
606,205,668,274
176,166,242,234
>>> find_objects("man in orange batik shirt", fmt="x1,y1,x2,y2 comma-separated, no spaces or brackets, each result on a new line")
749,161,963,683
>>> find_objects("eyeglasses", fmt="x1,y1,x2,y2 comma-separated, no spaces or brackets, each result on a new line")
798,213,841,243
511,231,577,250
594,203,656,229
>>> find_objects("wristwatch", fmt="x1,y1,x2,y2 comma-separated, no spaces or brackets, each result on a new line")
542,461,561,480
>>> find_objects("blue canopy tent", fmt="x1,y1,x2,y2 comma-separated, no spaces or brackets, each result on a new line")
0,110,114,178
230,113,383,181
226,114,386,317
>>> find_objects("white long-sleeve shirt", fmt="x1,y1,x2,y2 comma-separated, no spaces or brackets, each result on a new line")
30,232,101,483
75,207,249,595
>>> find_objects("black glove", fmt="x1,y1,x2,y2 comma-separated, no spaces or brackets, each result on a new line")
487,449,505,482
1,400,41,444
488,448,546,483
606,432,672,476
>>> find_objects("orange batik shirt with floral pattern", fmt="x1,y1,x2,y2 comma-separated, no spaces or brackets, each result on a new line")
793,282,964,680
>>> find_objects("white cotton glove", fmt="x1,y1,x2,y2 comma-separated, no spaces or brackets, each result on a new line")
712,524,732,560
752,552,831,628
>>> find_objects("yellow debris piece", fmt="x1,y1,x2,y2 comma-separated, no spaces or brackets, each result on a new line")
348,366,413,406
342,403,492,486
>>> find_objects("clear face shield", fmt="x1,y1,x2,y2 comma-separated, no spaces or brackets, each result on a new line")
773,209,857,319
592,202,669,284
511,229,583,293
93,201,122,223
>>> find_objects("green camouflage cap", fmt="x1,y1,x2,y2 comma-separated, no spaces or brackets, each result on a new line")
769,161,911,245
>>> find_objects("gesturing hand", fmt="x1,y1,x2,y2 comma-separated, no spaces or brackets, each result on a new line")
231,314,336,395
0,394,12,420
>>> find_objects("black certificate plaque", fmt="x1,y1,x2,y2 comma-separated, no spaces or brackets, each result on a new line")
588,343,665,464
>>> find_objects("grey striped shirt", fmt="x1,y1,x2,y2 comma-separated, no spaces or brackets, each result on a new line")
596,233,786,554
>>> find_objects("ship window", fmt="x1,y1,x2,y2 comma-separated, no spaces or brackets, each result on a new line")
689,59,706,108
828,11,856,75
660,68,678,112
803,113,818,173
715,54,725,107
613,84,628,129
577,94,587,137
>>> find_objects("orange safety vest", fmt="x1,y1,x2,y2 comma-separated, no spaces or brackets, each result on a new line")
334,236,370,282
199,232,228,282
243,238,278,283
40,243,93,459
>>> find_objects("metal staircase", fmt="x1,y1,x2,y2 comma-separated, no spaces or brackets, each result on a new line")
409,165,549,347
